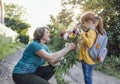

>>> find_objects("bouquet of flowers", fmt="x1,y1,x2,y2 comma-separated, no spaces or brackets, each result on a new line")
55,23,81,75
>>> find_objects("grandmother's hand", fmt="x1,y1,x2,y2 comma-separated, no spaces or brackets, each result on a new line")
69,43,76,50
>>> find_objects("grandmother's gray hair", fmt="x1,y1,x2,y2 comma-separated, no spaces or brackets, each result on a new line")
33,27,49,42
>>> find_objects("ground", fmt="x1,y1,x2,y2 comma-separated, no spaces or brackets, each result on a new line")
0,49,120,84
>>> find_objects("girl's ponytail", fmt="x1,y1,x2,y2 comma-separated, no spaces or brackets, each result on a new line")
96,17,104,35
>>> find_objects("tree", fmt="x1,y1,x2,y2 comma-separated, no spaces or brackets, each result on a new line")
4,3,31,34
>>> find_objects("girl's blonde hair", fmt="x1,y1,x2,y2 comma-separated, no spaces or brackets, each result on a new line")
81,12,104,35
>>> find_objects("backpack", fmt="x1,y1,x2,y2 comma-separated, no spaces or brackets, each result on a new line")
88,29,108,63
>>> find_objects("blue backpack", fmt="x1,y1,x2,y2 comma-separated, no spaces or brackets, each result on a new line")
88,29,108,63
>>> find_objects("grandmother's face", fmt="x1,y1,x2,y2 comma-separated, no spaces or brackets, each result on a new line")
42,28,51,43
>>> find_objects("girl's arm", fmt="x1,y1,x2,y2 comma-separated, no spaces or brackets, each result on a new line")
80,30,97,48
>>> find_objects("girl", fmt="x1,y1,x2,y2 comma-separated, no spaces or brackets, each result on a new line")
78,12,105,84
12,27,76,84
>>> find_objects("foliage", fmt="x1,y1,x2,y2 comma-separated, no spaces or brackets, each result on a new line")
4,3,31,34
48,19,81,83
48,15,67,47
0,35,25,60
95,56,120,79
19,34,29,44
57,9,74,27
55,26,80,73
54,73,69,84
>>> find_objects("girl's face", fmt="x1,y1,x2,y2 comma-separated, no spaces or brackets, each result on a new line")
42,28,51,43
82,21,90,31
81,20,93,31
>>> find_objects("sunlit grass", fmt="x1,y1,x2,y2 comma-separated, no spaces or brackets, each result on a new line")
0,35,25,60
95,56,120,79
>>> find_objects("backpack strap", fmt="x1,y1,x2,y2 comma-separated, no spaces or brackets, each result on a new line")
103,29,107,34
90,28,107,35
89,28,99,34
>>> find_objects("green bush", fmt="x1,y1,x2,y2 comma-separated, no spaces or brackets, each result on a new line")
19,34,29,44
0,35,12,45
95,56,120,79
0,35,25,60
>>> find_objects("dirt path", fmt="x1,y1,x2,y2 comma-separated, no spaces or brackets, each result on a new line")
0,49,120,84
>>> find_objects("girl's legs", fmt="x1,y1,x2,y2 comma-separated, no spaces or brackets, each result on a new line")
81,61,94,84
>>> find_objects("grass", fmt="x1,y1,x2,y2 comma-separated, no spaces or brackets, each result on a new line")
0,35,25,60
95,56,120,79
